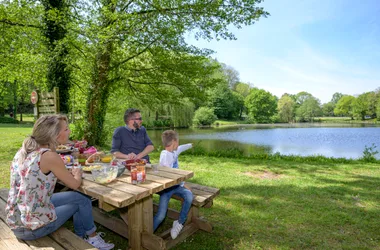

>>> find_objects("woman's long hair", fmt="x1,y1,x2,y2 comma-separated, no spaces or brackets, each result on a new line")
18,114,68,165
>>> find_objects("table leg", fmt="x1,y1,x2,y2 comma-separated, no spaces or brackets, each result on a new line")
120,195,164,250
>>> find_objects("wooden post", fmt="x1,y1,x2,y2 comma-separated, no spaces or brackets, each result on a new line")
53,87,60,114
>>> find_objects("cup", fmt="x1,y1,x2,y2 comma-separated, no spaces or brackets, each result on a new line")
152,164,159,172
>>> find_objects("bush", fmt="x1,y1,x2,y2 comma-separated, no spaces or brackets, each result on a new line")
0,116,19,124
69,120,85,140
361,143,379,162
193,107,217,126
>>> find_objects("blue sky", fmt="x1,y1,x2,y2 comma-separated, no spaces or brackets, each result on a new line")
186,0,380,104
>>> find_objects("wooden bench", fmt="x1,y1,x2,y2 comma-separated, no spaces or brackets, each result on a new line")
153,181,220,239
0,188,96,250
172,182,220,208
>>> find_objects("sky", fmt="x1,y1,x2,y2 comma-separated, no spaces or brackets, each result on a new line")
185,0,380,104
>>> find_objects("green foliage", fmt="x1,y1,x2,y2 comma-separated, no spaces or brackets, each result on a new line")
352,92,375,120
361,143,379,162
0,117,19,124
331,92,344,104
334,95,355,118
234,82,251,97
322,101,335,116
245,88,277,123
193,107,217,126
277,94,295,123
296,96,322,122
69,120,85,141
183,145,357,164
295,91,313,106
207,81,241,119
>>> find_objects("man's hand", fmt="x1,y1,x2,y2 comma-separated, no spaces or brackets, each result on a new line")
127,153,137,159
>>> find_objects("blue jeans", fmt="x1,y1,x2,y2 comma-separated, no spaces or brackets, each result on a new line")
12,191,96,240
153,185,193,231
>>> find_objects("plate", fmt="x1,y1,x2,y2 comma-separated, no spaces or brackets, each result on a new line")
56,149,72,154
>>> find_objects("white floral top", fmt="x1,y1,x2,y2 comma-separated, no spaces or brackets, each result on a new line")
6,148,57,230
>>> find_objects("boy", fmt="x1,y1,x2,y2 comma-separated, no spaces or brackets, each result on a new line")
153,130,193,239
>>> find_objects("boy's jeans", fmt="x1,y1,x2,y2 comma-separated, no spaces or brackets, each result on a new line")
153,185,193,231
12,191,96,240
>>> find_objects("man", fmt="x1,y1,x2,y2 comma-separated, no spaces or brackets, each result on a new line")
111,108,154,162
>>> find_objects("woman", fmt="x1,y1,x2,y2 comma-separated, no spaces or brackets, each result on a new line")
5,114,114,250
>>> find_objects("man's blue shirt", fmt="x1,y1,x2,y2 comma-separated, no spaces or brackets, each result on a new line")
111,126,153,162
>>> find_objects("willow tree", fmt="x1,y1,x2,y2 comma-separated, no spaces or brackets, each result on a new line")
72,0,268,145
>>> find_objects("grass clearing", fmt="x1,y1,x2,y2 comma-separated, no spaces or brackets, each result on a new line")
1,125,380,249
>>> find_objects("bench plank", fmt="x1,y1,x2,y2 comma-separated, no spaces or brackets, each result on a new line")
0,188,96,250
0,220,32,250
171,182,220,207
50,228,97,250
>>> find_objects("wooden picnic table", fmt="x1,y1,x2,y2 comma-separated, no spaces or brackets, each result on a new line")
74,165,194,250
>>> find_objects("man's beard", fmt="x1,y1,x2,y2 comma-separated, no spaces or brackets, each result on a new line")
133,121,140,130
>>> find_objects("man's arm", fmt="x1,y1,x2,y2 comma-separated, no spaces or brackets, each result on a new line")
136,145,154,159
113,151,131,159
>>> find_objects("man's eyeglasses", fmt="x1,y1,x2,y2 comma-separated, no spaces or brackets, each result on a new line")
132,117,143,121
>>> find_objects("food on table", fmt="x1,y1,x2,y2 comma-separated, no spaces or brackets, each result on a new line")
82,165,103,172
100,156,112,163
91,166,118,184
123,159,147,171
56,145,69,150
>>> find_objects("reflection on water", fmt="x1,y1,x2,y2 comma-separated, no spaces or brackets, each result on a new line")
147,124,380,159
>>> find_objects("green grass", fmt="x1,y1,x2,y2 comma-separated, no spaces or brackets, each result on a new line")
1,126,380,249
214,119,250,126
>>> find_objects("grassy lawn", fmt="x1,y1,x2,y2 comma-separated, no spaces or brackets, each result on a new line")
1,125,380,249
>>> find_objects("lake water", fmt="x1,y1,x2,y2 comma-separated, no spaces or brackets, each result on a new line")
147,124,380,159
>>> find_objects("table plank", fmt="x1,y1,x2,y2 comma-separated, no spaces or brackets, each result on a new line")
106,181,150,201
78,179,135,208
116,176,164,194
155,167,194,179
148,171,187,184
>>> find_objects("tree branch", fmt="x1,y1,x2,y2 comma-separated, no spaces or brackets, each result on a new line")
0,19,41,29
111,36,161,69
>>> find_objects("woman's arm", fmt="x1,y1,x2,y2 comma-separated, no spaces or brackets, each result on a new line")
40,152,82,190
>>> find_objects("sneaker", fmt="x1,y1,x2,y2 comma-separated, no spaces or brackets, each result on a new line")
85,232,114,250
170,220,184,239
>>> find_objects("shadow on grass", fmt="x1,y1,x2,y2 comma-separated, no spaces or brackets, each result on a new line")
173,156,380,249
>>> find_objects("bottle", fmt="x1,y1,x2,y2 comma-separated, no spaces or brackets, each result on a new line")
131,167,137,185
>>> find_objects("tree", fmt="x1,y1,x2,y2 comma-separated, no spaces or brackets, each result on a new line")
352,92,375,120
221,63,240,89
193,107,217,126
245,88,277,123
234,82,251,97
295,91,313,106
334,95,355,119
331,92,344,104
79,0,268,145
207,81,240,120
277,94,295,123
41,0,71,114
2,0,269,145
322,102,335,117
296,96,322,122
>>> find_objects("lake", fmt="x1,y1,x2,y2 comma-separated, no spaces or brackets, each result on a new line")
146,123,380,159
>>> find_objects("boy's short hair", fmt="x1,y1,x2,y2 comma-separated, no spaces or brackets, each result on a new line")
162,130,178,147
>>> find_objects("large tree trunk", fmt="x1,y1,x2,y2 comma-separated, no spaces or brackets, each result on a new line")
42,0,70,114
85,42,113,146
84,0,115,146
